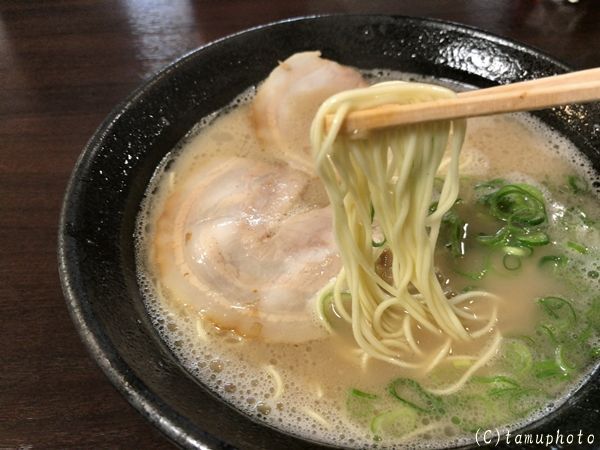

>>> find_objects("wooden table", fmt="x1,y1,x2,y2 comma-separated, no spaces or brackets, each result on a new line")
1,1,598,448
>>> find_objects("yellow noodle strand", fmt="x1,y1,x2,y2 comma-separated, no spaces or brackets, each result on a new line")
310,81,501,375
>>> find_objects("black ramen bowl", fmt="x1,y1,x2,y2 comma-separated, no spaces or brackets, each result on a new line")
59,15,600,450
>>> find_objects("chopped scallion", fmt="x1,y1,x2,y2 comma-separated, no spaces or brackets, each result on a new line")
350,388,378,399
473,375,520,398
516,231,549,246
503,254,521,271
566,241,588,254
533,359,567,379
441,210,466,257
538,296,576,325
501,339,533,377
538,255,568,270
370,406,418,437
347,388,378,419
387,378,444,414
488,184,546,226
567,175,589,194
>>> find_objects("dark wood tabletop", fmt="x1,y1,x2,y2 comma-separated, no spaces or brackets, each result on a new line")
1,0,599,448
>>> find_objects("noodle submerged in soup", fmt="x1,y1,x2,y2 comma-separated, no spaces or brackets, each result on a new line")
136,53,600,448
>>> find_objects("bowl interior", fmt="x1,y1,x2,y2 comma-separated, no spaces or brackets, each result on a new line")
59,15,600,450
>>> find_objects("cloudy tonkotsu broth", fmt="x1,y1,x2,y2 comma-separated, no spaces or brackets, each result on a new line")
136,55,600,448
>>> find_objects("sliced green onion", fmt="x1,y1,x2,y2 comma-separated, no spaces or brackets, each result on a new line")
441,210,466,257
537,324,559,344
475,178,506,190
454,266,489,281
473,375,520,398
488,184,546,226
387,378,444,413
516,230,549,247
347,388,378,419
475,178,507,204
476,182,550,270
501,339,534,377
502,245,533,257
349,388,377,399
317,291,335,332
454,253,491,281
317,290,350,332
538,255,568,269
538,296,577,325
503,254,521,271
477,226,549,252
533,359,567,379
477,226,511,247
370,406,418,437
555,344,580,373
514,335,536,345
567,241,588,254
567,175,589,194
473,375,520,386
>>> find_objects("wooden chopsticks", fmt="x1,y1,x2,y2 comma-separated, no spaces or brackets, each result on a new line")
325,68,600,134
